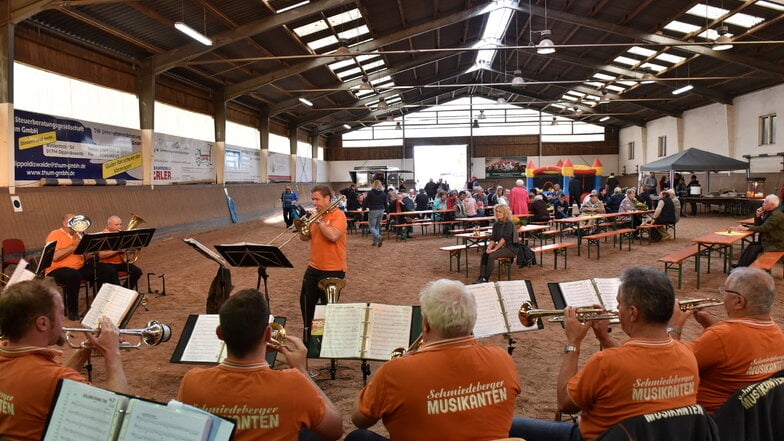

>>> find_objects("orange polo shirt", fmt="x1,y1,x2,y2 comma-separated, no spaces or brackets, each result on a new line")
309,208,347,272
45,228,84,273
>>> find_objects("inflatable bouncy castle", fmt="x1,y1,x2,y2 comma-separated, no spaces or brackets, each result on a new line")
525,158,604,197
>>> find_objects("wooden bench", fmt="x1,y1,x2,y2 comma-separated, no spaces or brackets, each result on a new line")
356,220,386,237
497,256,514,281
636,224,659,244
531,242,577,269
440,243,482,273
750,251,784,277
583,229,636,259
658,245,699,289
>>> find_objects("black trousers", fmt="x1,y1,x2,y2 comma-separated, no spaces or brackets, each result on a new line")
300,265,345,341
49,261,117,316
283,207,295,227
105,262,142,290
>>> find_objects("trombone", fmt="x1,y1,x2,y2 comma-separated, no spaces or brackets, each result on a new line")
268,195,346,248
518,301,618,327
63,320,171,350
391,333,424,359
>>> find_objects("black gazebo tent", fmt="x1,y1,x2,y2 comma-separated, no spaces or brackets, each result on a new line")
639,148,749,193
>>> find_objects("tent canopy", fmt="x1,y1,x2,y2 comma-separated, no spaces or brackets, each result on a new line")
640,148,748,172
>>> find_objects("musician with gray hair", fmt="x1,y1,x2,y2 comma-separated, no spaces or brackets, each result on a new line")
0,279,127,440
98,215,143,290
347,279,520,441
669,267,784,412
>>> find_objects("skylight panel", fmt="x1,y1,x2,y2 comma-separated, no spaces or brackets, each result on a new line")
664,20,701,34
655,53,686,64
617,80,637,87
613,56,639,67
562,95,578,102
386,96,401,104
354,89,375,98
293,19,327,37
757,1,784,12
308,35,338,51
565,90,585,98
640,62,667,72
584,81,604,88
592,72,615,81
338,25,369,41
328,9,362,27
724,12,764,28
685,4,764,28
337,66,362,79
686,4,727,20
628,46,656,57
484,7,514,41
605,84,625,93
328,59,357,71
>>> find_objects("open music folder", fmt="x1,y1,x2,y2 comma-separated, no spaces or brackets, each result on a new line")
81,283,145,329
548,277,621,323
464,280,543,337
42,379,234,441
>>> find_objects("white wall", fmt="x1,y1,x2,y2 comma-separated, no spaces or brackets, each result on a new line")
733,85,783,173
683,103,731,155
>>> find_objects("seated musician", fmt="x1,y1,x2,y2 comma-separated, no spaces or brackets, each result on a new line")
0,279,128,440
510,266,699,441
178,288,343,441
668,267,784,413
346,279,521,441
98,215,143,290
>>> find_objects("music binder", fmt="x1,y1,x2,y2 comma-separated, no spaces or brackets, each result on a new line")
548,277,621,323
42,379,234,441
170,314,285,368
183,238,230,267
80,283,144,329
36,240,57,277
464,280,543,337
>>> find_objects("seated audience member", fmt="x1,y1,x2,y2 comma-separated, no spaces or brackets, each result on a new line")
494,185,509,206
605,187,625,213
616,188,643,229
453,191,467,219
0,280,128,440
475,205,518,284
347,279,520,441
580,190,605,215
45,213,118,320
178,289,343,441
668,188,682,223
473,186,487,217
530,195,551,223
668,267,784,413
462,190,478,218
553,193,571,219
636,186,653,209
510,266,698,441
739,194,784,252
645,190,676,241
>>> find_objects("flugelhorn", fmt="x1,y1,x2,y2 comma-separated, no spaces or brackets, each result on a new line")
678,298,724,311
268,195,347,248
123,213,146,264
391,333,424,359
518,301,618,327
67,215,92,238
318,278,345,304
63,320,171,350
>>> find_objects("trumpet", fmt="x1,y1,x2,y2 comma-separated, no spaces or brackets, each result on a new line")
268,195,346,247
391,333,424,359
67,215,92,238
63,320,172,350
267,322,287,350
679,298,724,311
518,301,618,327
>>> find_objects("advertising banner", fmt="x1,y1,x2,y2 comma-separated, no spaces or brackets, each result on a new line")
224,145,261,183
153,133,216,184
485,156,527,178
268,152,291,182
14,109,142,182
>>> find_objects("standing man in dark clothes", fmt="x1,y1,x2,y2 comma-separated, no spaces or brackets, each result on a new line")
362,180,388,248
424,178,438,200
340,184,360,211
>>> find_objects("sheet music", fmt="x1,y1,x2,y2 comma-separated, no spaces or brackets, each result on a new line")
592,278,621,311
363,303,413,361
183,238,230,267
320,303,367,359
558,279,601,307
116,399,212,441
496,280,537,333
4,258,35,290
167,400,235,441
43,379,128,441
81,283,140,329
466,283,508,338
180,315,225,363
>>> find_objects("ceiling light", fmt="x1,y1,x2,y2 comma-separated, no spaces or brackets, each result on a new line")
672,84,694,95
395,121,402,130
640,73,657,85
343,124,351,130
385,115,394,122
472,119,480,129
713,25,733,51
511,75,525,86
477,110,486,120
174,22,213,46
537,30,556,55
333,40,351,60
599,116,610,122
298,97,313,107
496,97,507,105
359,77,373,90
377,98,388,110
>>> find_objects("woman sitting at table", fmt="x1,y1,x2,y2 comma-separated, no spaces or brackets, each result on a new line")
474,205,517,284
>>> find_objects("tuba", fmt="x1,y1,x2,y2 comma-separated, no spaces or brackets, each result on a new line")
123,213,146,264
318,278,345,304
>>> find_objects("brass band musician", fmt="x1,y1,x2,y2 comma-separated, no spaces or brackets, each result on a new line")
299,185,347,341
98,215,143,290
0,279,128,440
668,267,784,413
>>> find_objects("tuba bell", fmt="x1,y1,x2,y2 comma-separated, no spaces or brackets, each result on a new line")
123,213,146,264
318,278,345,304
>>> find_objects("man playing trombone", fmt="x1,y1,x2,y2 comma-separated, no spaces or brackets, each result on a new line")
0,279,128,440
510,266,699,441
299,185,347,342
668,267,784,413
98,215,143,290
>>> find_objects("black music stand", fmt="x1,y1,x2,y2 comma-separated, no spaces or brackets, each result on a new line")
75,229,156,294
214,243,293,302
34,241,57,278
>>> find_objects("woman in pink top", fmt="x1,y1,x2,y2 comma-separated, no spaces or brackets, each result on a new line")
509,179,529,215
